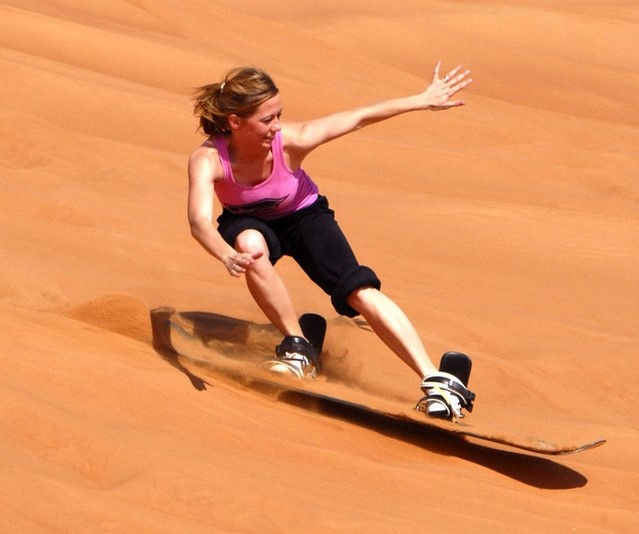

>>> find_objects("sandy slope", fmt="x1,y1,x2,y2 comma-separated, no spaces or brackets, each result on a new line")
1,1,637,532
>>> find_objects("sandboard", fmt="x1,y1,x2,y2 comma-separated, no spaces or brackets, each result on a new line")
151,308,606,456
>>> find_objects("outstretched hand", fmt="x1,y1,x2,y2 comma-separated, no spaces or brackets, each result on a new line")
418,61,472,111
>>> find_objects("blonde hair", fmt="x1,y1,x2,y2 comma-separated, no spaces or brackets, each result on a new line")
193,67,279,136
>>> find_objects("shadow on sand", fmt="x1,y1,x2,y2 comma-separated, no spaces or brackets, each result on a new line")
150,306,590,490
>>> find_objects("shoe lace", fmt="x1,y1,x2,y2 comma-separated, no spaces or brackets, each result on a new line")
279,351,318,378
429,385,462,420
281,351,311,366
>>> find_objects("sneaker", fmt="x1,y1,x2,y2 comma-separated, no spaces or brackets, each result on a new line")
416,371,475,421
261,336,318,379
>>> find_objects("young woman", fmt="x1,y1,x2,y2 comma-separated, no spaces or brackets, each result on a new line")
188,63,475,419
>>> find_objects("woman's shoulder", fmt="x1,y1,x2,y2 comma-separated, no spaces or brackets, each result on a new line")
280,122,314,170
280,122,312,154
280,122,303,146
188,139,224,182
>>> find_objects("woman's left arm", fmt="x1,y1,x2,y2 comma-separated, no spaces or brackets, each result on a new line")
285,62,471,158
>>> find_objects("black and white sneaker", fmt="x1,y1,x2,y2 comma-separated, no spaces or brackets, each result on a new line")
416,351,476,421
261,336,319,379
416,372,475,421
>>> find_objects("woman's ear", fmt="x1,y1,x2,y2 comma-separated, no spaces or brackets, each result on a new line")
228,114,241,130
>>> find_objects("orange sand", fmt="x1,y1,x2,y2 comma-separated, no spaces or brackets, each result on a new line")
1,1,637,532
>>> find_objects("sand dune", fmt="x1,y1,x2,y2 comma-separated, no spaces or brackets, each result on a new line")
1,1,637,532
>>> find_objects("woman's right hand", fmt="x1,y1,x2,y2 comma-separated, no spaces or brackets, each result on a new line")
223,250,263,277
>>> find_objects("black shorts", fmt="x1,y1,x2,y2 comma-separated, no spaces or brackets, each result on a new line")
217,196,381,317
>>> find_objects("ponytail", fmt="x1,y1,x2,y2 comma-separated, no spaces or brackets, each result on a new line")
192,67,279,136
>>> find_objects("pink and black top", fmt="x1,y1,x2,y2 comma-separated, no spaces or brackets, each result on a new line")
213,131,319,220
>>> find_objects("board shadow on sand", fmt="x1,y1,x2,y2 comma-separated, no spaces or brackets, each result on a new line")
150,307,591,490
272,389,589,490
150,307,214,391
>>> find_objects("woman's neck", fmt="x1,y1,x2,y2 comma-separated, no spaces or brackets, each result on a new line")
226,137,274,184
226,133,271,164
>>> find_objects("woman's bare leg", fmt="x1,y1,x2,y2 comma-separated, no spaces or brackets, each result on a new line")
235,230,303,337
347,286,436,378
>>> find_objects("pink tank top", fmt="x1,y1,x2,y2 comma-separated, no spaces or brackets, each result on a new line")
213,131,318,220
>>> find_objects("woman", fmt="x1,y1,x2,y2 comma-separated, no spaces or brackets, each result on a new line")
188,63,475,419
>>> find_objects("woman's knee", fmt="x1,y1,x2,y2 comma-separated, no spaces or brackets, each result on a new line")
235,229,269,256
330,266,381,317
346,285,379,314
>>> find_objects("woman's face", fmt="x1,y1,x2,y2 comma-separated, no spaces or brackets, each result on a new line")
230,94,282,148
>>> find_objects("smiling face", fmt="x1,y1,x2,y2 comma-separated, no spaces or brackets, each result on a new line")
229,94,282,149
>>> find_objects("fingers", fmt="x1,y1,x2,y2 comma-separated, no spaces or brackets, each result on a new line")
232,256,249,274
444,67,471,87
434,62,471,86
228,259,244,277
432,60,442,81
441,66,472,102
443,65,462,83
227,251,262,277
449,75,473,95
432,100,466,110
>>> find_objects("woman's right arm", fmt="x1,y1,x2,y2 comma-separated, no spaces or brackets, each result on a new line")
283,62,471,166
187,149,260,277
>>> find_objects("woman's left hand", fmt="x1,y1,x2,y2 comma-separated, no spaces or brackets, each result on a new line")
418,62,473,111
